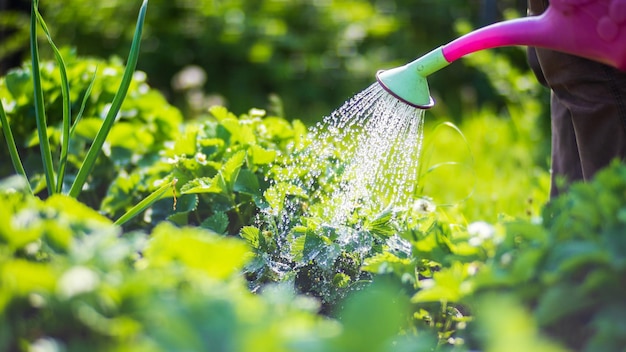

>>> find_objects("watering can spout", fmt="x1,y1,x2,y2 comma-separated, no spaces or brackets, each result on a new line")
378,0,626,108
376,47,450,109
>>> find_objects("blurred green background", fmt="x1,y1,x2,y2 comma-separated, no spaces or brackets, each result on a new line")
2,0,530,122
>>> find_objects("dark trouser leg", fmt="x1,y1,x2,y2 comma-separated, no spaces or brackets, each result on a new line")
536,49,626,197
549,91,583,197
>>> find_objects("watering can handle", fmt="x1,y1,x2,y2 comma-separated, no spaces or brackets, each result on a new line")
441,0,626,71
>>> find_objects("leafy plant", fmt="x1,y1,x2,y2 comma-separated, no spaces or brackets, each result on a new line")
2,2,624,352
0,0,189,224
0,175,443,352
0,0,174,227
101,105,307,232
471,161,626,351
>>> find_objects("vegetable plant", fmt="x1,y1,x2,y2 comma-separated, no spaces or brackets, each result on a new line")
2,1,625,352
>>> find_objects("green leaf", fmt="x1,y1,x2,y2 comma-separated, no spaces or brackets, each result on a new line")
1,259,57,297
175,193,199,213
249,144,276,165
144,222,250,279
34,4,71,194
334,281,410,352
70,66,98,137
201,212,229,234
209,105,237,122
4,69,32,99
234,169,260,196
30,0,56,195
302,232,330,263
221,150,246,190
240,226,260,248
166,193,199,226
167,125,198,157
107,122,155,153
362,252,413,275
364,206,396,238
72,117,104,139
181,176,225,195
114,178,175,226
0,100,30,191
260,116,294,140
69,0,149,198
43,194,113,249
199,138,225,159
332,273,351,288
411,262,471,303
264,183,308,213
289,233,307,261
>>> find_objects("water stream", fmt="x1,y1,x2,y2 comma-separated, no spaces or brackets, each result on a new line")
253,82,428,291
273,82,426,229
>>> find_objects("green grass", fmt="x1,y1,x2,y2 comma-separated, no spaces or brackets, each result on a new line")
420,109,550,223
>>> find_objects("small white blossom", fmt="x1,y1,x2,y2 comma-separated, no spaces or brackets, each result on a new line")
29,338,63,352
57,266,99,299
467,221,495,246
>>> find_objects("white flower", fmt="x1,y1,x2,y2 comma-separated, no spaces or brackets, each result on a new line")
412,197,436,214
57,266,99,299
29,338,63,352
468,221,494,238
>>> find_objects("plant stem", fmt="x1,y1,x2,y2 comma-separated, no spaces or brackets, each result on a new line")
0,100,32,193
114,178,176,226
31,0,56,195
34,7,71,194
68,0,148,198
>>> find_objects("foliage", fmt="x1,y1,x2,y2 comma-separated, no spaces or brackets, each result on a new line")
4,57,626,351
0,176,308,351
0,52,181,205
472,161,626,352
351,162,626,351
0,175,440,352
2,2,624,351
101,105,307,233
0,0,152,201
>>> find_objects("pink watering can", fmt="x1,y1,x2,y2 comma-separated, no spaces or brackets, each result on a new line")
377,0,626,108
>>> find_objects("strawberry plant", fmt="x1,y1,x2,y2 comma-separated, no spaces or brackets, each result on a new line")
2,1,626,352
470,161,626,351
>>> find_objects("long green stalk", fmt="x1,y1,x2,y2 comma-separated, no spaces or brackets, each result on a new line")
30,0,56,195
68,0,148,198
34,7,71,194
35,8,72,193
0,100,32,193
114,178,176,226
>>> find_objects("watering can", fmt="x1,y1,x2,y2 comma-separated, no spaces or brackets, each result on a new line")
377,0,626,109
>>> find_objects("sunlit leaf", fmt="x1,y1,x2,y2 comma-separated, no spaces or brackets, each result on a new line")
1,259,57,296
240,226,260,249
144,222,250,279
264,182,308,213
181,176,224,194
249,144,276,165
221,150,246,190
